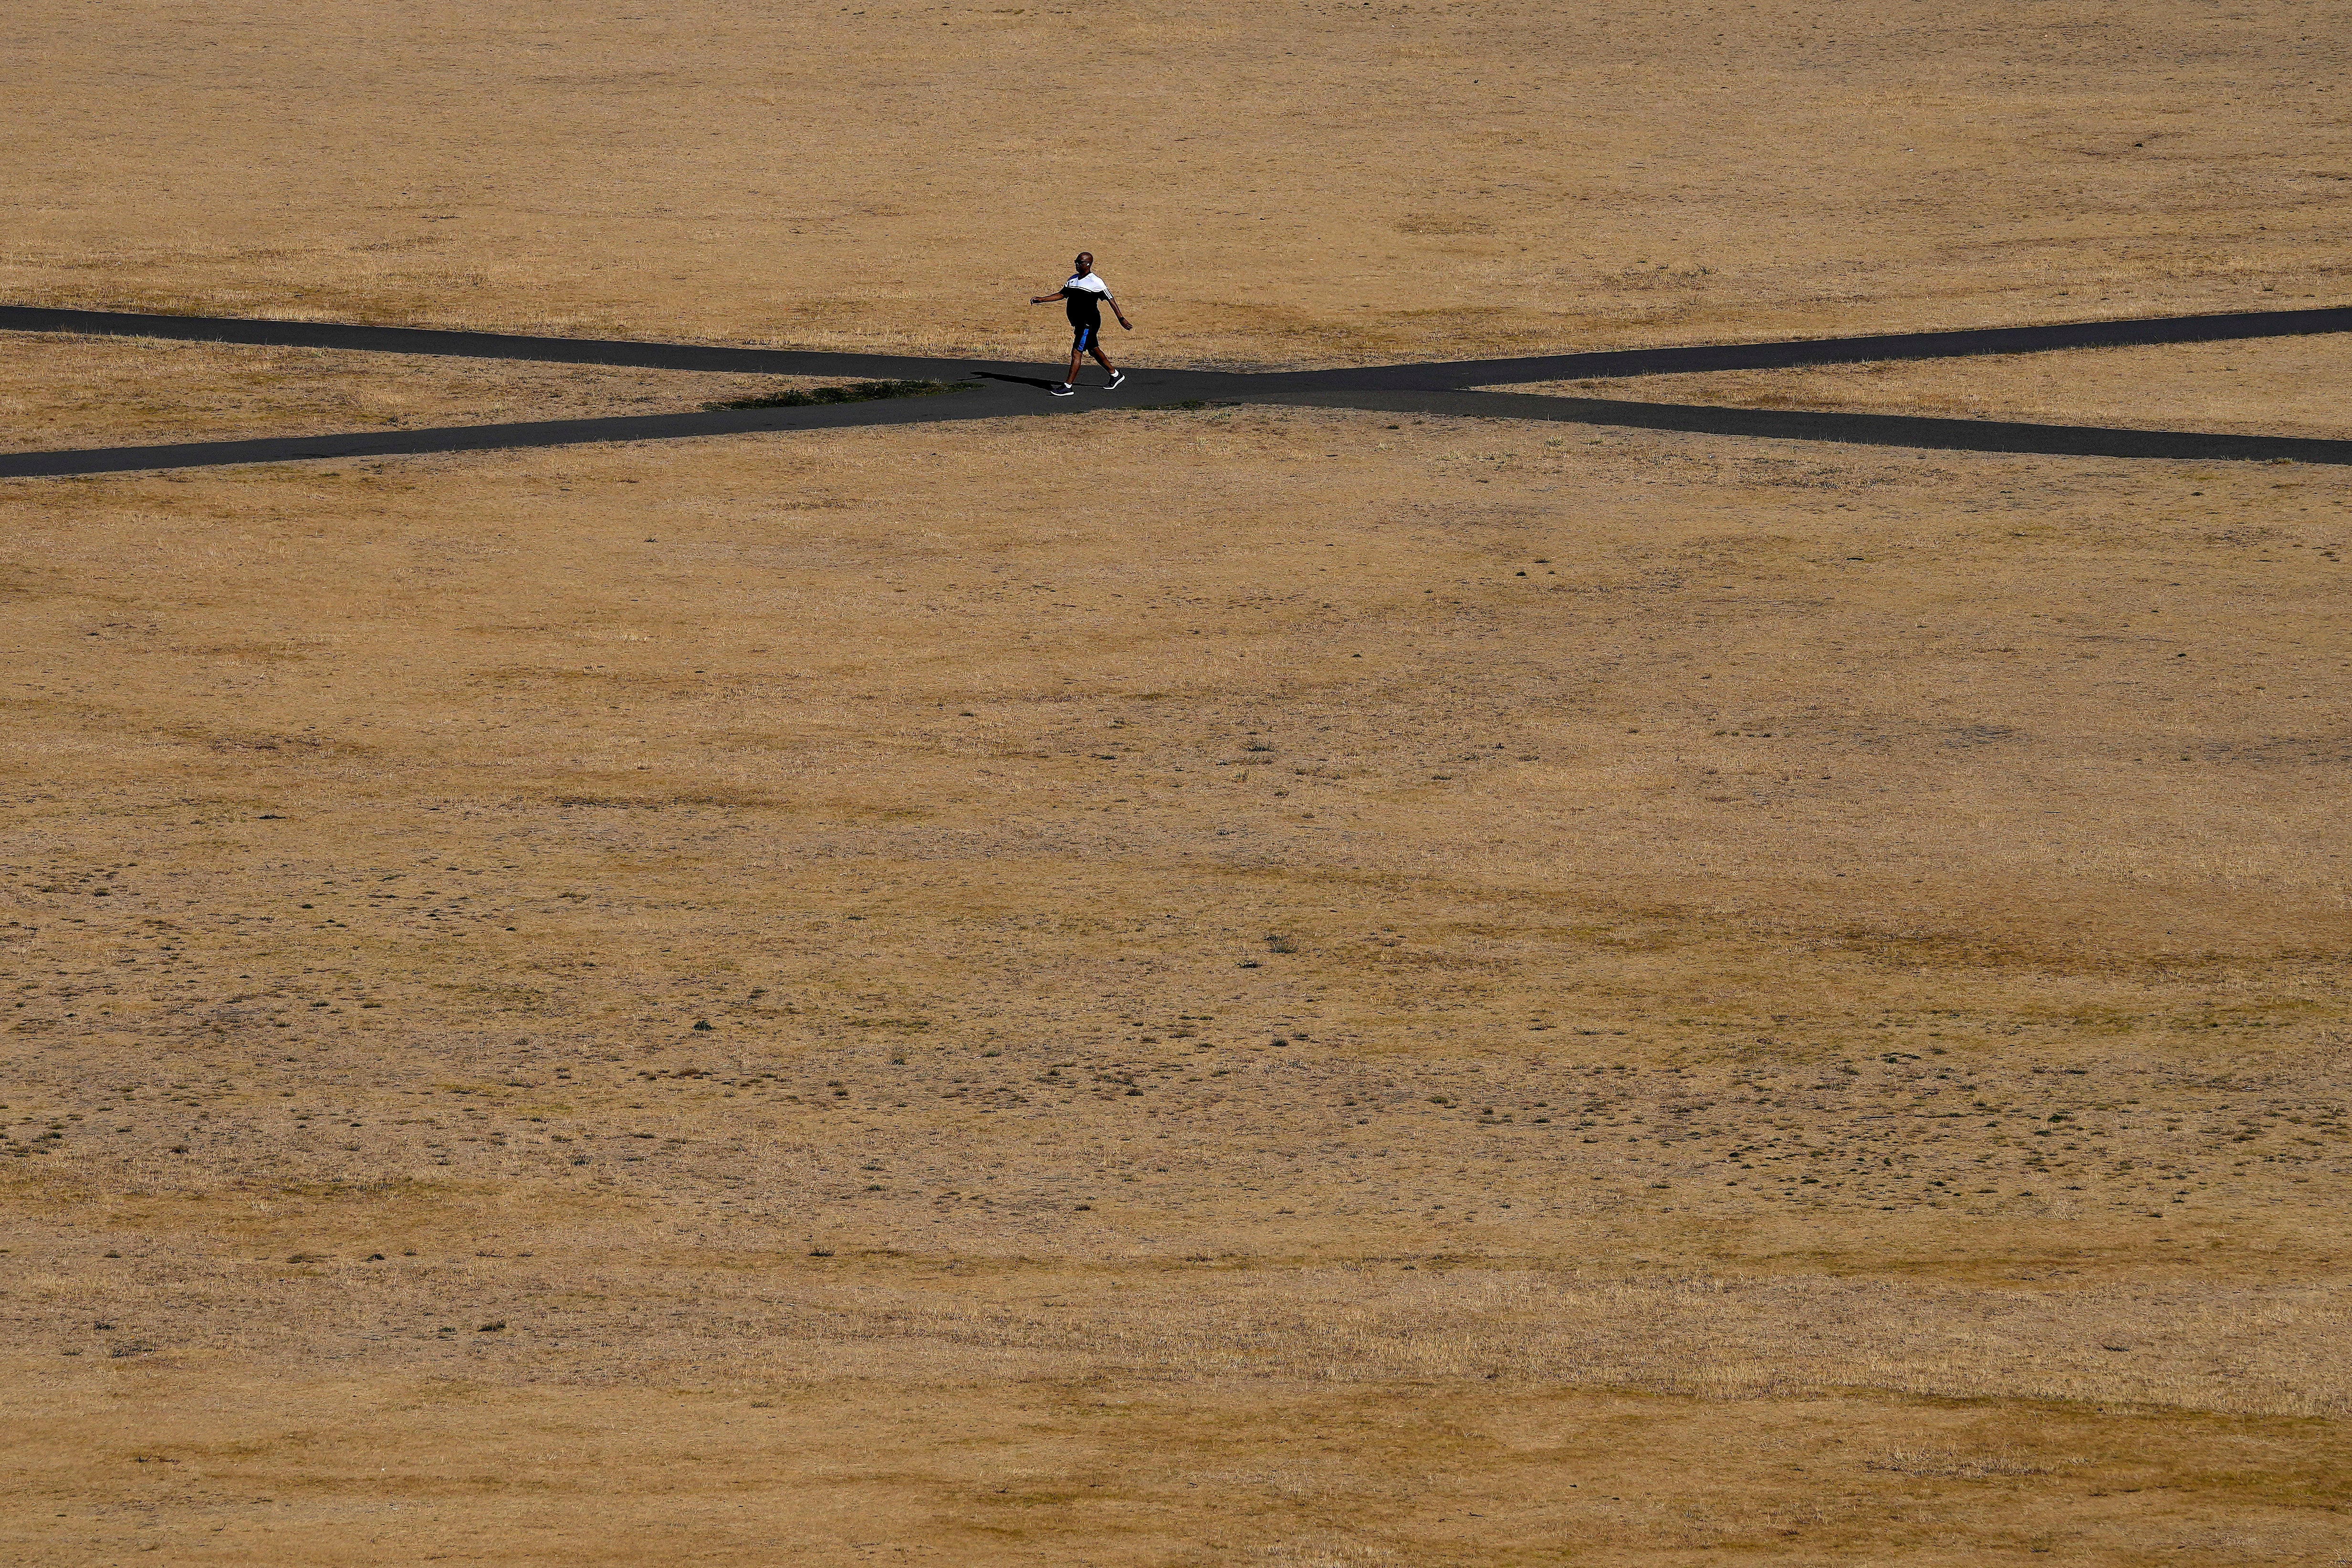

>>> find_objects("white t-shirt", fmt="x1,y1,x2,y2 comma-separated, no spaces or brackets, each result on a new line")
1066,272,1109,295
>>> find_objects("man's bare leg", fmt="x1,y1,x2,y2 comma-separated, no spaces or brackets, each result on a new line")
1061,341,1117,388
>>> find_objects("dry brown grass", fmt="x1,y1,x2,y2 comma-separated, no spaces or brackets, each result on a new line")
5,0,2350,1560
1502,335,2352,440
4,0,2346,366
4,397,2348,1561
0,333,812,452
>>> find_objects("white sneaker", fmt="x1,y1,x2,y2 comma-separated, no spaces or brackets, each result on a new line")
1106,370,1127,390
1051,383,1076,397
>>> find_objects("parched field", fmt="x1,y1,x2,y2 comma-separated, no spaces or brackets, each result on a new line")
1501,335,2352,442
4,2,2350,1565
0,333,803,454
6,0,2348,364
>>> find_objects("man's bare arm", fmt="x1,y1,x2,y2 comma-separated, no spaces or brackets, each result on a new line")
1104,294,1132,329
1028,286,1068,305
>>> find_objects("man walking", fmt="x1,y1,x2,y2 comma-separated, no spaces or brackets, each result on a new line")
1031,251,1130,395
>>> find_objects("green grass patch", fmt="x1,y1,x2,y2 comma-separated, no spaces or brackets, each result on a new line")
704,379,973,411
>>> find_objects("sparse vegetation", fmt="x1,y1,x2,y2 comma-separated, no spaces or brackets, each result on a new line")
700,379,972,412
5,0,2347,1560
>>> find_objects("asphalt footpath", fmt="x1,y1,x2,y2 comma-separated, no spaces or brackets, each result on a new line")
3,303,2348,476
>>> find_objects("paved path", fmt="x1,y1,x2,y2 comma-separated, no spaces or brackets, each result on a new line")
3,303,2348,477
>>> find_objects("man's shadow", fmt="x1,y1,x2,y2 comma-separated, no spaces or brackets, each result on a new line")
972,370,1066,391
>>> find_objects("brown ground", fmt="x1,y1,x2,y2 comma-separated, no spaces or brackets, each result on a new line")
4,0,2349,1563
6,400,2348,1563
1501,336,2352,441
3,0,2347,366
0,335,818,453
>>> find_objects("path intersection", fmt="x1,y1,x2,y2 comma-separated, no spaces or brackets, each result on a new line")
2,302,2348,479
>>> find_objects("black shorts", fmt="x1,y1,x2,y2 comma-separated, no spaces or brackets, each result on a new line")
1072,322,1106,352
